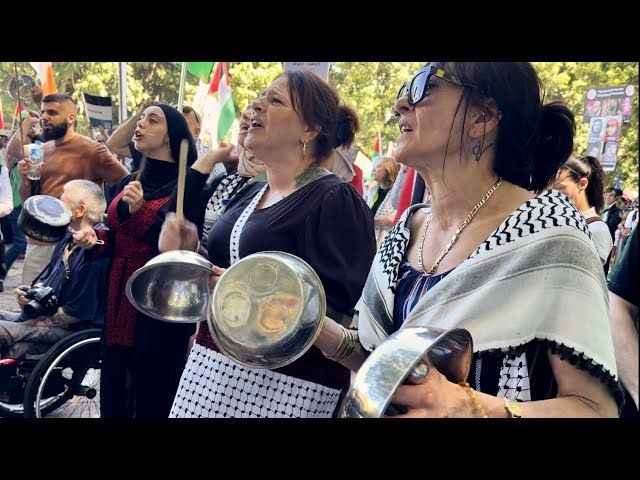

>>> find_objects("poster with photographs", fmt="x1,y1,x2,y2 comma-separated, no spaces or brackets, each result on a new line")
588,117,605,142
601,140,619,172
588,115,621,142
583,85,635,123
587,141,603,159
602,115,622,142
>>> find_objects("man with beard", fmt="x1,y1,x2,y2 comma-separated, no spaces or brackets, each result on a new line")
5,93,127,285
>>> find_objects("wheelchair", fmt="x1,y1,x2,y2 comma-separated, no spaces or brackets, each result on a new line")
0,328,102,418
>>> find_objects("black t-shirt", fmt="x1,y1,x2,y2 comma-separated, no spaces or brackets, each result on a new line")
609,226,638,311
205,175,377,391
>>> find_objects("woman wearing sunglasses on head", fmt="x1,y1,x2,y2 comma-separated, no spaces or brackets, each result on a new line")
314,62,622,418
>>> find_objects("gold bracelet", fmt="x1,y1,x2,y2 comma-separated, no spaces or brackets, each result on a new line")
459,382,488,418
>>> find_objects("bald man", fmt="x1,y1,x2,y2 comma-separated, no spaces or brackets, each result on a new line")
6,93,127,284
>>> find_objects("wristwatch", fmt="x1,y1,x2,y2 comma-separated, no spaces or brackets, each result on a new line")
503,398,522,418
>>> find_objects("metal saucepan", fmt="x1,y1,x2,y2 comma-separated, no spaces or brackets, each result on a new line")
18,195,72,243
8,74,37,102
208,251,326,369
340,326,473,418
125,250,214,323
125,250,326,370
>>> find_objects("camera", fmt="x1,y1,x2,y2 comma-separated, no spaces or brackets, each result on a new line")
17,285,59,319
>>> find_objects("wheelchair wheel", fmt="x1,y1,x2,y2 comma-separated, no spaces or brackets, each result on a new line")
23,329,102,418
0,403,24,418
1,360,71,418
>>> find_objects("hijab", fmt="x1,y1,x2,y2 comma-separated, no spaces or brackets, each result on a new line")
130,103,198,201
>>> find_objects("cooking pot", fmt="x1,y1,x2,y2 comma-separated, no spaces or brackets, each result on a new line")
208,251,326,369
125,250,214,323
18,195,72,243
340,326,473,418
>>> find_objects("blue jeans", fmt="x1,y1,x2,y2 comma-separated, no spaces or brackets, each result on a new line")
4,206,27,272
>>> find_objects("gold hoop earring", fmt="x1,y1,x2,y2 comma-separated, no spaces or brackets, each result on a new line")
302,142,307,160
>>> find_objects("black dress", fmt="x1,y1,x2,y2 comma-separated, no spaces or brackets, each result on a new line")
173,175,377,417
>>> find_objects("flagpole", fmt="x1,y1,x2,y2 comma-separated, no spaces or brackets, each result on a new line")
12,62,25,161
178,62,188,112
118,62,128,123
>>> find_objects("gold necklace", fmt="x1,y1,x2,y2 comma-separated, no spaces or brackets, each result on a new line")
418,177,503,275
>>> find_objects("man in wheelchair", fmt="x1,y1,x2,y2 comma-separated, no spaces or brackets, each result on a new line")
0,180,109,359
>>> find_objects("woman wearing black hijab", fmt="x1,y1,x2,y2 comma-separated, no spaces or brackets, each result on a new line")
76,104,199,417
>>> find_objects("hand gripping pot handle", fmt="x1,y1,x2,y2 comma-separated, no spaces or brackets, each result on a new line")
340,326,473,418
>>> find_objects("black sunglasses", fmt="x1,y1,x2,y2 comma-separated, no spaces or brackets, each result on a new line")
396,65,465,107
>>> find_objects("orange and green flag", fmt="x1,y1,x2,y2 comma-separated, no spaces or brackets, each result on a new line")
29,62,57,95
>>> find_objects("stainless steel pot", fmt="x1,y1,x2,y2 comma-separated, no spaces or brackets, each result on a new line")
125,250,214,323
340,326,473,418
208,251,326,369
18,195,72,243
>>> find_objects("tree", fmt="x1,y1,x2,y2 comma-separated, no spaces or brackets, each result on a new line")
534,62,638,191
330,62,424,158
1,61,637,191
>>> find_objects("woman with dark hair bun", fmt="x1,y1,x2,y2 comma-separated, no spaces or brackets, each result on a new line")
553,155,612,265
159,70,376,418
315,62,622,418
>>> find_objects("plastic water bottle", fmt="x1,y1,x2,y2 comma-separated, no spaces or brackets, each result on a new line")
27,140,44,180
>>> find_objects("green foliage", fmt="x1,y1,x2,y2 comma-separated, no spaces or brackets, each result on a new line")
331,62,424,157
533,62,638,191
228,62,283,113
1,61,637,190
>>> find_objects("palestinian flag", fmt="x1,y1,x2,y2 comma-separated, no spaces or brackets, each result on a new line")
176,62,215,83
14,103,27,122
208,62,235,145
371,135,381,163
369,134,382,180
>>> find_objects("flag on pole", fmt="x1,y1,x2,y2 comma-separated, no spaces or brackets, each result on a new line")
369,134,382,180
208,62,236,145
29,62,57,95
14,103,27,121
176,62,215,83
615,172,621,190
371,135,381,163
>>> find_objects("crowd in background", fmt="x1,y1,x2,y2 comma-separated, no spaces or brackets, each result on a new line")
0,63,637,419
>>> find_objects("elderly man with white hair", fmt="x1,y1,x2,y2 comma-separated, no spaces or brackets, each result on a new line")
0,180,111,359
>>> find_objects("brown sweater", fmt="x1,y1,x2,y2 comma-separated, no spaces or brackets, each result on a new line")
19,133,128,201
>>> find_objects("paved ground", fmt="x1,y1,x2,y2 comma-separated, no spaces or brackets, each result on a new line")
0,257,25,316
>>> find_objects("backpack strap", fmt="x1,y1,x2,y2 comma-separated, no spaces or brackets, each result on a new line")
585,216,603,225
